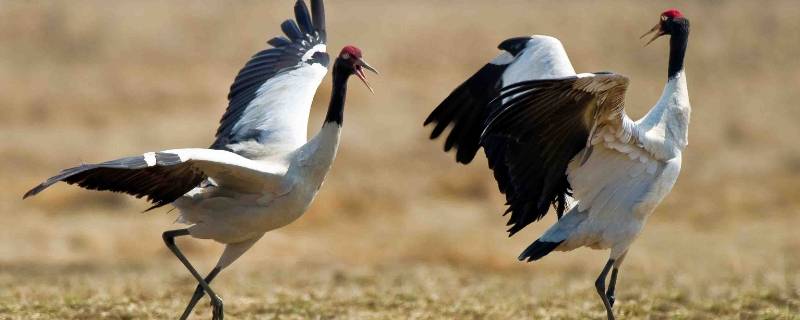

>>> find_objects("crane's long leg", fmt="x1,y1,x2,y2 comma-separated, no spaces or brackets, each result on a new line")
163,229,224,320
606,267,620,308
179,266,221,320
595,259,616,320
606,251,628,308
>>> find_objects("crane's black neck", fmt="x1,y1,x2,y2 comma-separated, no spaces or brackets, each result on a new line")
667,18,690,79
325,58,351,126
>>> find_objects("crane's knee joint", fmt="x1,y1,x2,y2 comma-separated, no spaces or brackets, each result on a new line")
163,229,190,245
595,278,605,293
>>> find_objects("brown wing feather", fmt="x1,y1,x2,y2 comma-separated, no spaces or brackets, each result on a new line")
481,73,630,234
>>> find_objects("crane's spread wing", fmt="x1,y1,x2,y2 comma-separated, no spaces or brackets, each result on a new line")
481,72,632,233
211,0,329,152
23,149,287,210
425,35,578,235
423,36,574,165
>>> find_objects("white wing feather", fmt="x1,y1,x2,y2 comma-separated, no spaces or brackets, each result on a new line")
230,63,328,151
503,35,576,85
163,148,287,194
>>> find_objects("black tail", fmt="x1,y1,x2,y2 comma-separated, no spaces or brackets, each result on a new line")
518,240,562,262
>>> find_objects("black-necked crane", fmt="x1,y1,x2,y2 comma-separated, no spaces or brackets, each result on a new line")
23,1,377,319
424,9,690,320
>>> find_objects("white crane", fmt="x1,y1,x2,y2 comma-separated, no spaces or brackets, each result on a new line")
23,1,377,319
424,9,690,320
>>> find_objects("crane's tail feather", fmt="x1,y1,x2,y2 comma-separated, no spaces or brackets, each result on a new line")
518,240,563,262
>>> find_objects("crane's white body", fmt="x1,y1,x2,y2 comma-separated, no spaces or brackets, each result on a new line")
168,121,341,267
173,62,331,241
500,36,691,260
173,124,340,240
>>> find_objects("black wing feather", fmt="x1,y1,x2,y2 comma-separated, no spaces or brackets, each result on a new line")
424,63,509,164
280,20,304,41
423,40,525,235
267,37,292,48
294,0,314,35
423,61,534,235
310,0,326,41
23,153,206,210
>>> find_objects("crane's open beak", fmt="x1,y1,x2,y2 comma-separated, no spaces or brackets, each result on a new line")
641,22,665,47
355,58,379,94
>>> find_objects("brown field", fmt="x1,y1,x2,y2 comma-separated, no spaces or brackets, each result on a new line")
1,1,799,319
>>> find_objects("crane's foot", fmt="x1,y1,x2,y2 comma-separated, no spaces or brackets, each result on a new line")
180,267,221,320
211,297,224,320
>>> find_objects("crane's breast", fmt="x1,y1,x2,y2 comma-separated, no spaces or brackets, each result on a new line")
567,129,665,219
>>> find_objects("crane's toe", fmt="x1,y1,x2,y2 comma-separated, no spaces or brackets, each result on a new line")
211,297,224,320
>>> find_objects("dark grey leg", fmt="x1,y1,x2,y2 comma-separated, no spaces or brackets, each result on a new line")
163,229,224,320
180,267,221,320
606,267,619,308
607,250,628,308
594,259,616,320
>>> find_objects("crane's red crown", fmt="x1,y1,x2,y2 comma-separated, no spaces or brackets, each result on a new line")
340,46,363,59
662,9,683,19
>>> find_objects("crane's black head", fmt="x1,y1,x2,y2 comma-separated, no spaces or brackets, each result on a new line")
334,45,379,93
641,9,690,46
642,9,690,78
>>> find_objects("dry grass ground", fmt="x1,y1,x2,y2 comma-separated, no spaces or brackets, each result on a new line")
1,1,799,319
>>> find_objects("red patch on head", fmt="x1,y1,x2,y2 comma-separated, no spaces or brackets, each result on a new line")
662,8,683,19
340,45,362,59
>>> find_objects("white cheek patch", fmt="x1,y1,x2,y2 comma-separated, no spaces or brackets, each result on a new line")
143,152,157,166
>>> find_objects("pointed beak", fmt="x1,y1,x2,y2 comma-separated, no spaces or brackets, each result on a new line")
354,58,379,94
641,22,665,46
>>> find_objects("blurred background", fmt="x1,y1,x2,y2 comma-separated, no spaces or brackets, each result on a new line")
1,1,798,319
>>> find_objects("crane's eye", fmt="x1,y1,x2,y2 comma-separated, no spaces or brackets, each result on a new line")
661,15,668,21
342,53,351,60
